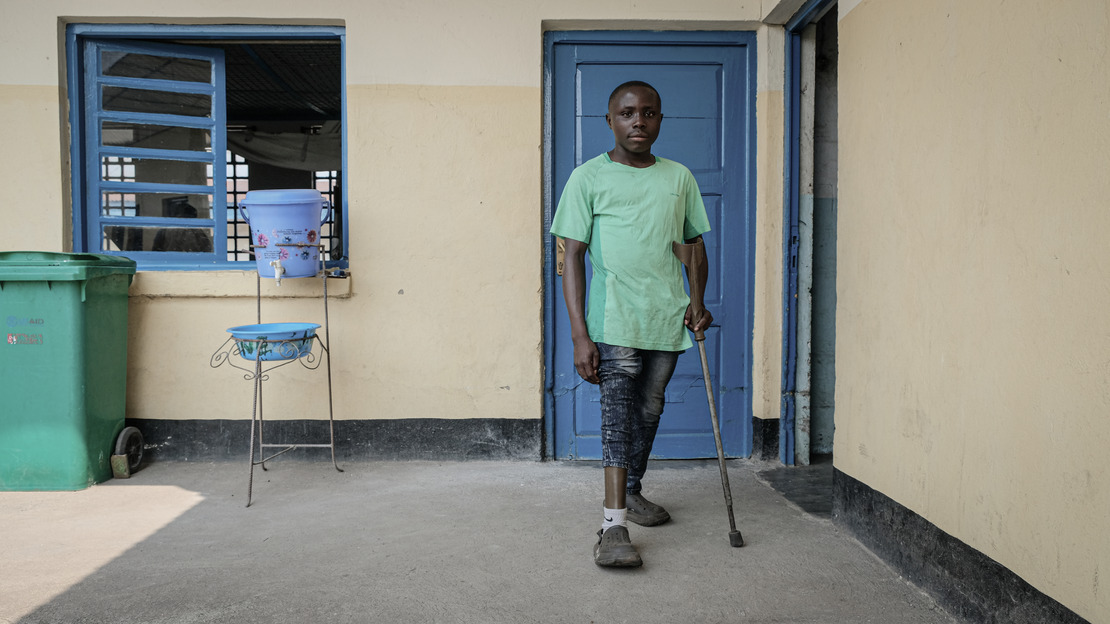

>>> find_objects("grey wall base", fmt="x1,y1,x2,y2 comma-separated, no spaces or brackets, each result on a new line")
751,417,780,461
133,417,777,463
833,468,1090,624
130,418,543,462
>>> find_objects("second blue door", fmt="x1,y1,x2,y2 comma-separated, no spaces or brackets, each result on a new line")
547,32,758,460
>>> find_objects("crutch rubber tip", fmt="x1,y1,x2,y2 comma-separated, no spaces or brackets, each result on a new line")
729,531,744,548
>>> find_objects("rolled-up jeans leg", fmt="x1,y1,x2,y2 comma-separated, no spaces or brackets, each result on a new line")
597,343,641,473
626,349,680,495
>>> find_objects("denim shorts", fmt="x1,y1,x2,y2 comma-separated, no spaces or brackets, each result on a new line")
596,343,680,493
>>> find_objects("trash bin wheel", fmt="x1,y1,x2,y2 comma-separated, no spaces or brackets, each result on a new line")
115,426,144,471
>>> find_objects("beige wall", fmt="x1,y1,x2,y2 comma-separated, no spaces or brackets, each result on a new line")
754,23,786,422
0,1,786,426
836,1,1110,621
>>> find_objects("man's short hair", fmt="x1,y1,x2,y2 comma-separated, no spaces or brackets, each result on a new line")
608,80,662,109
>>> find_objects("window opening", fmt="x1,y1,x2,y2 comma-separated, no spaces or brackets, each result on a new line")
222,152,341,263
314,169,342,260
224,151,252,262
101,156,137,217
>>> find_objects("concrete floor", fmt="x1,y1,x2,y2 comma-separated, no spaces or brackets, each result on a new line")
1,458,964,624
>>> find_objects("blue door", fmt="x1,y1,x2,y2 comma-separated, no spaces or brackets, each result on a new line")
545,32,757,460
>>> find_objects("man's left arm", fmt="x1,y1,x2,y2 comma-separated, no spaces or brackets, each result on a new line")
682,234,713,333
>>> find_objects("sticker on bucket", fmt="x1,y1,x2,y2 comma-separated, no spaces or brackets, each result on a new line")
238,189,331,279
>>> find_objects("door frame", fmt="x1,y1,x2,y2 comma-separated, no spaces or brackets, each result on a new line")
781,0,838,465
542,30,758,460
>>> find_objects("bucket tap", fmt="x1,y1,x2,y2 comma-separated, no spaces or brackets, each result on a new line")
269,259,285,286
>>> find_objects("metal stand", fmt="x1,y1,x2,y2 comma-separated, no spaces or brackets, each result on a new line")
210,245,342,506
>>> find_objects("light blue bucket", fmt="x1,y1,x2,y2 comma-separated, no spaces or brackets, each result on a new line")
238,190,331,279
227,322,321,361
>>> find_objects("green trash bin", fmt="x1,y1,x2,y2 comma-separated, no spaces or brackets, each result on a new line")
0,251,136,490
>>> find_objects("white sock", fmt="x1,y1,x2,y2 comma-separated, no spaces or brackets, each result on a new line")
602,507,627,531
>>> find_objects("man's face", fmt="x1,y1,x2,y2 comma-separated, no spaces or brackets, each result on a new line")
606,86,662,157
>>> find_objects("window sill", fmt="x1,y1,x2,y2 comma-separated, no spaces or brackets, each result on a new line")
130,270,352,299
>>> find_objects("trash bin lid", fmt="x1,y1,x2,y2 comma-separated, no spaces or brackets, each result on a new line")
0,251,136,281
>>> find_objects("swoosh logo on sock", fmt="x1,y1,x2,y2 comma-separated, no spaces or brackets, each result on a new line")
604,516,613,522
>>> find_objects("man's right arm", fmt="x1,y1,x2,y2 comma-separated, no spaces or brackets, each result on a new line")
561,238,599,384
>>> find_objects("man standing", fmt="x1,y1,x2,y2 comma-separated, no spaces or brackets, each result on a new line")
550,80,713,567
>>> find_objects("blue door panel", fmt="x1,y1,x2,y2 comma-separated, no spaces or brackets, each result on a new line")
579,64,723,118
549,33,757,461
577,58,728,177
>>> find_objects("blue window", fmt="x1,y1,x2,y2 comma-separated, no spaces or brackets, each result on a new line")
67,25,347,271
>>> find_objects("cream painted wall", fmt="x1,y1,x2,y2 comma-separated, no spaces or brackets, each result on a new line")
0,1,787,430
753,25,785,421
0,87,67,250
836,1,1109,621
0,1,765,87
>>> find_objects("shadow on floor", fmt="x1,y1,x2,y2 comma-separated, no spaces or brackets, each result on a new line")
756,453,834,518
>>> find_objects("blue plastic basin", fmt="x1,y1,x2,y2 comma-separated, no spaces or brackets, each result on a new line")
227,322,321,361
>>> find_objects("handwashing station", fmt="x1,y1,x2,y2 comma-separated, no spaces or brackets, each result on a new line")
211,189,342,507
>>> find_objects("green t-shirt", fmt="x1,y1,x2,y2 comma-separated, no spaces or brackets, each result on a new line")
550,153,711,351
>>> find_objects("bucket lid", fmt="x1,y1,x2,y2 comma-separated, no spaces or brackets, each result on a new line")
240,189,325,205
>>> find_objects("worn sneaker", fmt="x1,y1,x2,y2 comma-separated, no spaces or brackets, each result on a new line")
593,526,643,567
625,492,671,526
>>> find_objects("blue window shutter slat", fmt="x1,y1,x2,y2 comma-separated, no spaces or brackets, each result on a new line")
101,216,215,228
98,147,215,162
100,111,217,128
98,75,218,94
82,39,102,253
99,111,219,128
210,47,228,262
99,181,214,195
